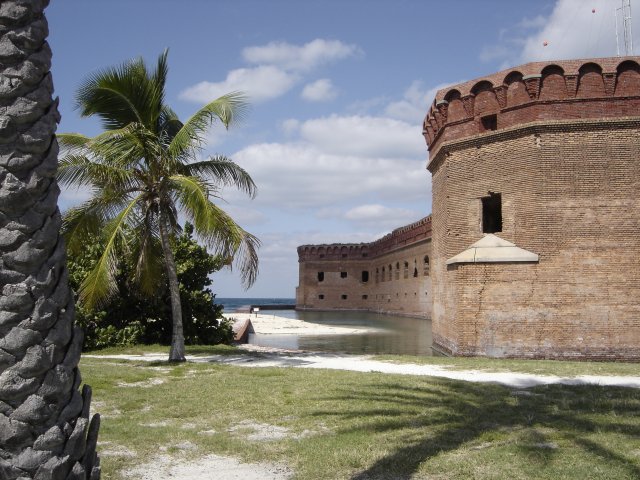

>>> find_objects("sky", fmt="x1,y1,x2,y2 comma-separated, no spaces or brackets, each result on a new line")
46,0,640,298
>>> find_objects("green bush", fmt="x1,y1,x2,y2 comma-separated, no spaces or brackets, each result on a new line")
67,223,232,350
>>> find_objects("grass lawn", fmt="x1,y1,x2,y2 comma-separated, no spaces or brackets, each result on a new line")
83,346,640,479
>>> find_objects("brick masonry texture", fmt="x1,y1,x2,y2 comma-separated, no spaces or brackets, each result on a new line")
296,217,432,318
297,56,640,361
427,56,640,361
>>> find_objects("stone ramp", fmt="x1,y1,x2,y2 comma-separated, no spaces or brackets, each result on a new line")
232,318,254,344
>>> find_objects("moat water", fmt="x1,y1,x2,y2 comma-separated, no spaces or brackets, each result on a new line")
251,310,433,356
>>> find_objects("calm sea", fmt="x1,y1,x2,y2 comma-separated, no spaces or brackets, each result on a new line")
216,298,433,356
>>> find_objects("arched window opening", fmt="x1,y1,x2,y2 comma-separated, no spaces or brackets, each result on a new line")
388,264,392,281
423,256,430,276
361,271,369,283
317,272,324,282
403,261,409,279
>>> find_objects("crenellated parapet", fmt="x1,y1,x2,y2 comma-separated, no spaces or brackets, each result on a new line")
423,56,640,160
297,215,432,262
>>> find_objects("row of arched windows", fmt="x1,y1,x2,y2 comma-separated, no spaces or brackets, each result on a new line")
375,256,429,283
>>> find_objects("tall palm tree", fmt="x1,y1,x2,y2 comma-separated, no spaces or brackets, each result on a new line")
0,0,100,478
57,51,260,362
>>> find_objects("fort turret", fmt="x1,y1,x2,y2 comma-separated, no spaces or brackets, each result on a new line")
425,57,640,360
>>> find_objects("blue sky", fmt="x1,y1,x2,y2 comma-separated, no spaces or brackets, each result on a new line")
47,0,638,298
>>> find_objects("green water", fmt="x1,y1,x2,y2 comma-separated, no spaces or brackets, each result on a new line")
247,310,433,356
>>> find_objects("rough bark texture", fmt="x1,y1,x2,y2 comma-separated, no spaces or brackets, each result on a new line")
0,1,100,478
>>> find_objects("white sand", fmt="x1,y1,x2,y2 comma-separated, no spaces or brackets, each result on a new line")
124,454,292,479
227,312,382,335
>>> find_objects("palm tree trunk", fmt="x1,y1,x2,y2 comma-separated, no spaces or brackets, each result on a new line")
158,214,186,362
0,1,100,478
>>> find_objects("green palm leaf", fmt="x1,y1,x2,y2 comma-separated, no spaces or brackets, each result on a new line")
61,50,260,361
169,174,260,288
182,155,257,199
167,92,249,158
78,195,142,309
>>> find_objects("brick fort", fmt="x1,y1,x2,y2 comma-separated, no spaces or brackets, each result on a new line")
296,56,640,361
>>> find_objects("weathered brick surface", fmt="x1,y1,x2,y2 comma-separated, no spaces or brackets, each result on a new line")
427,56,640,360
296,217,432,318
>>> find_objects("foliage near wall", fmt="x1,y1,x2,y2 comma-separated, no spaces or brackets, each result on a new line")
67,223,233,349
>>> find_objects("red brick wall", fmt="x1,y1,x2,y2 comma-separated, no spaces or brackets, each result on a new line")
296,217,432,317
423,57,640,157
429,120,640,360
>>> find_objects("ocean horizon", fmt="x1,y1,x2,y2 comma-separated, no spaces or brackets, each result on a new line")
217,297,296,313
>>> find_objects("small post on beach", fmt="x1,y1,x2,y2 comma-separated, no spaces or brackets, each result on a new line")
252,307,260,318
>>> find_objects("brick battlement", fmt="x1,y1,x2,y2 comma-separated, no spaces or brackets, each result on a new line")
423,56,640,158
297,215,432,262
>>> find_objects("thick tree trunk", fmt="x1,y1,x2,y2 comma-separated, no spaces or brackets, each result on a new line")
158,214,186,362
0,1,100,478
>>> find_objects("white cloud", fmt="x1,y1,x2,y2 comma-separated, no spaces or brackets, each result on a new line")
298,115,425,158
179,65,297,103
384,81,454,124
58,186,92,211
519,0,629,62
481,0,640,66
230,141,429,210
242,39,362,71
218,205,267,227
180,39,361,105
281,118,300,135
343,204,421,230
301,78,338,102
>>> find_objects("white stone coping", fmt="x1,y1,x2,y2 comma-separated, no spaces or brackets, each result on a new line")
446,234,539,265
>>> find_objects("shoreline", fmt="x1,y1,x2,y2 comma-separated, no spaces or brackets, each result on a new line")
225,313,381,336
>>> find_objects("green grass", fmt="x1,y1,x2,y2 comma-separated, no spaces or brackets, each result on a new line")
82,351,640,480
373,354,640,377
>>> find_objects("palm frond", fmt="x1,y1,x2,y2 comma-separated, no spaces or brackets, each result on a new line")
182,155,257,199
57,132,92,153
75,54,166,131
62,190,136,255
167,92,249,158
78,195,142,309
130,213,165,296
170,174,260,288
57,154,140,192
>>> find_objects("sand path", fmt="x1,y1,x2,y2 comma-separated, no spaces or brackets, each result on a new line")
87,314,640,479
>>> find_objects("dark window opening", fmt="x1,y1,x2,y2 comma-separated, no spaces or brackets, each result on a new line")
340,271,347,278
362,253,368,257
423,256,430,276
318,294,325,300
361,271,369,282
341,294,348,300
413,268,418,277
319,254,325,258
482,192,502,233
342,253,347,258
481,114,497,132
362,295,368,300
317,272,324,282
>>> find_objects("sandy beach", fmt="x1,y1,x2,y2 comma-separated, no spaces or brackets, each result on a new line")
226,312,381,336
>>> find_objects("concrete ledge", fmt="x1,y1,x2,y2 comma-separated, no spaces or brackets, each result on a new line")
446,234,539,265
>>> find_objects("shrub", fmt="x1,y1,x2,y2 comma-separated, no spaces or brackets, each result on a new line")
67,223,231,350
